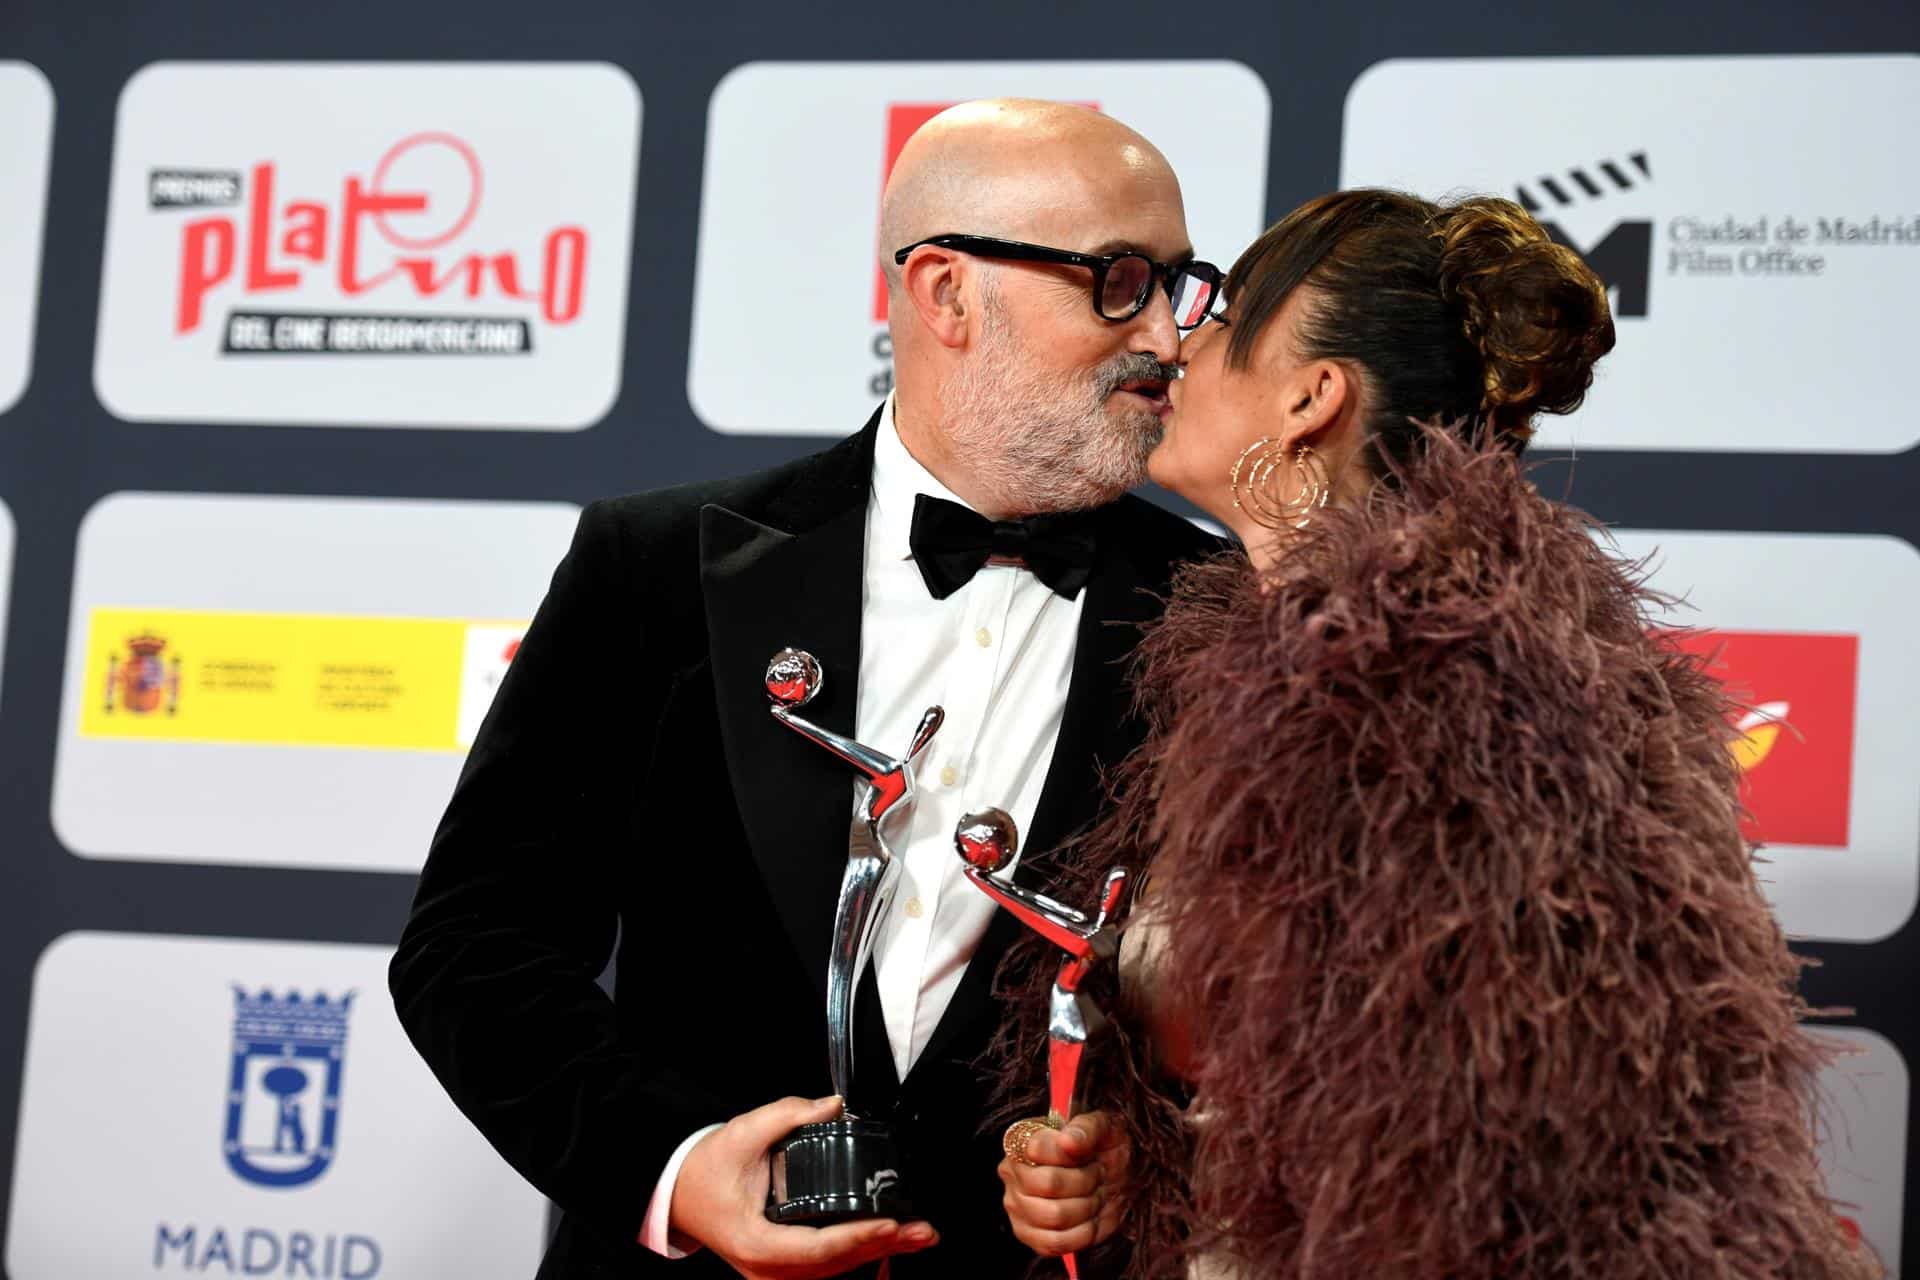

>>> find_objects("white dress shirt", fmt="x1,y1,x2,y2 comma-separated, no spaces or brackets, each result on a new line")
640,396,1085,1255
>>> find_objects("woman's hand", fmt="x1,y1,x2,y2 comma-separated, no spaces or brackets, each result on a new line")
999,1111,1130,1257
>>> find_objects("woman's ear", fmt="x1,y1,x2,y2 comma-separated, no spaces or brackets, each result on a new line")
1280,359,1354,448
899,247,969,349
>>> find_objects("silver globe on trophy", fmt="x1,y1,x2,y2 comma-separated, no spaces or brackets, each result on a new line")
954,807,1128,1280
761,647,942,1224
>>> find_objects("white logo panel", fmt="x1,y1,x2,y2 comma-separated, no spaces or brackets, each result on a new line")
1814,1027,1908,1275
95,62,640,430
6,932,546,1279
1342,56,1920,452
689,61,1270,435
455,623,525,748
1612,530,1920,942
51,493,578,871
0,62,53,417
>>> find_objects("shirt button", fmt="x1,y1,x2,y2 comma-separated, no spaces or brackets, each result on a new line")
938,764,958,787
904,896,925,919
975,627,992,647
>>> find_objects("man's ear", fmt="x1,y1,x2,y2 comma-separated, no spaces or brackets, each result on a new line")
899,247,969,349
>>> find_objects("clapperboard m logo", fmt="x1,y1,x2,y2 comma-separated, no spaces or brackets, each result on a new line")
1340,56,1920,452
1513,150,1653,318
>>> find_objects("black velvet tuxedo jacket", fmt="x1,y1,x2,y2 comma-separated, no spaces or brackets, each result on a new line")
390,409,1217,1278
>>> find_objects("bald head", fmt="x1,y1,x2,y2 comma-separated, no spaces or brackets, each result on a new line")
880,99,1190,521
878,99,1181,296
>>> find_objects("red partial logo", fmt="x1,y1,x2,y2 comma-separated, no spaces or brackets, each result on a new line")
1670,629,1860,847
870,101,1099,324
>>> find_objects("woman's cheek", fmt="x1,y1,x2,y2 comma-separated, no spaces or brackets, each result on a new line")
1154,416,1194,489
1147,437,1176,489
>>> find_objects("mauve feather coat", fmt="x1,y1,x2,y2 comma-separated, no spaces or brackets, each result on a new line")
989,429,1881,1280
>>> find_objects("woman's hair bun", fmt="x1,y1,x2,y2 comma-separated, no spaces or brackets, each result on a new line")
1434,197,1617,439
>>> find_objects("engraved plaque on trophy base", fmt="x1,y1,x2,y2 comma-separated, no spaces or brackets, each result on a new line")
767,1117,913,1224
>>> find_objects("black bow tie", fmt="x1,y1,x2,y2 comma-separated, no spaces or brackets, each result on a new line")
907,493,1097,601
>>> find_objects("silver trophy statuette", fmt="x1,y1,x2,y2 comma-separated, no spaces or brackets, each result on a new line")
764,646,823,708
954,807,1128,1280
760,647,942,1225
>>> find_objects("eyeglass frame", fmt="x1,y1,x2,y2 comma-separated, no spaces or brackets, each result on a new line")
890,233,1227,330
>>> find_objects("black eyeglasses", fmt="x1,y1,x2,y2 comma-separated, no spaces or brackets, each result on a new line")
892,234,1227,331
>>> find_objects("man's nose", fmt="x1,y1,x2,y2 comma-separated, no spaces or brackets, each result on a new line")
1128,288,1181,364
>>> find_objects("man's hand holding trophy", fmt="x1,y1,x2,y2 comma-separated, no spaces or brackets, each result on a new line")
674,648,1132,1279
667,647,945,1279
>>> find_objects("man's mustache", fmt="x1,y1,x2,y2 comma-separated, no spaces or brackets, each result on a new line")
1093,354,1182,398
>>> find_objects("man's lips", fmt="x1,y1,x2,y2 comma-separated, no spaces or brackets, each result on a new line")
1114,377,1173,418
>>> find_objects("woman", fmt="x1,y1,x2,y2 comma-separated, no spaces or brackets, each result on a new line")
988,189,1879,1279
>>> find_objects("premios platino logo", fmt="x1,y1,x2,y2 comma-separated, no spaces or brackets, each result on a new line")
95,63,640,430
159,132,580,357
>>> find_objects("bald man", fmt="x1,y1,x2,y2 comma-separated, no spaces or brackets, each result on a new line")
391,99,1223,1279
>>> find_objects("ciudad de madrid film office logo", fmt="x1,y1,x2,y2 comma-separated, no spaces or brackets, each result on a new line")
1340,54,1920,453
688,61,1271,436
94,62,641,430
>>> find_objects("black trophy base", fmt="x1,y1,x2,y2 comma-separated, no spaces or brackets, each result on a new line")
766,1117,914,1224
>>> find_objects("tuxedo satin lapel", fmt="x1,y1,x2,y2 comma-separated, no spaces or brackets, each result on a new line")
700,499,868,999
853,962,901,1106
1017,516,1160,871
908,513,1159,1082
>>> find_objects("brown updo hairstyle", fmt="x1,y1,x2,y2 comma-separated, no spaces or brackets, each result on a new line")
1222,189,1616,466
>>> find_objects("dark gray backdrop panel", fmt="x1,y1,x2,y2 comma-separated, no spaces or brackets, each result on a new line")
1,0,1915,1271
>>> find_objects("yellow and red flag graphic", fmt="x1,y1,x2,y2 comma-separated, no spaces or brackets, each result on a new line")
80,607,525,753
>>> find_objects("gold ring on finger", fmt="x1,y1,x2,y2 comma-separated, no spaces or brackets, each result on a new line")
1002,1117,1052,1166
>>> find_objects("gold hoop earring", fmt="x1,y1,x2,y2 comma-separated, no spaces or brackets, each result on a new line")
1229,438,1329,530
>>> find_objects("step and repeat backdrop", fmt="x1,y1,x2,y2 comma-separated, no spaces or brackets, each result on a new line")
0,2,1915,1276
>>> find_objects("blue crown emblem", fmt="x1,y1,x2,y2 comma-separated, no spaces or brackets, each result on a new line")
222,987,355,1189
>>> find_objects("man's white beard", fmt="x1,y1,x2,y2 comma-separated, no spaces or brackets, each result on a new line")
939,301,1163,516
